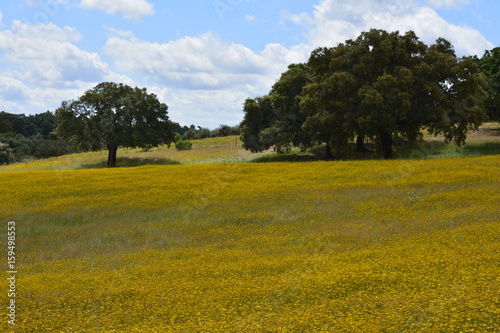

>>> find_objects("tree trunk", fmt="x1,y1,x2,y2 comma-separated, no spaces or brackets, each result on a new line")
356,134,367,152
325,143,334,160
107,145,118,167
380,132,393,159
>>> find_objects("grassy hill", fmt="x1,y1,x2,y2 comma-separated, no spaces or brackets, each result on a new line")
0,136,264,172
1,123,499,172
0,124,499,332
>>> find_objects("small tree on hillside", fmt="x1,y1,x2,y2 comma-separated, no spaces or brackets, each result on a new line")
56,82,177,167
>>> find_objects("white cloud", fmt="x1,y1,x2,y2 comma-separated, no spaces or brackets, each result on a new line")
104,26,135,38
104,31,306,92
79,0,154,21
20,0,69,12
0,21,130,114
286,11,314,26
0,77,28,104
300,0,493,56
102,31,309,127
0,21,111,87
425,0,470,9
22,0,69,6
2,0,494,129
364,7,492,56
245,15,256,23
0,76,86,115
8,20,82,42
152,87,249,128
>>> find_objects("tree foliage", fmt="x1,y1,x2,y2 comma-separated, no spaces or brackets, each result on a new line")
474,47,500,121
177,124,240,141
0,142,13,165
303,29,488,159
240,63,312,153
0,133,73,164
0,111,57,138
175,140,193,151
241,29,489,159
56,82,177,167
0,111,72,164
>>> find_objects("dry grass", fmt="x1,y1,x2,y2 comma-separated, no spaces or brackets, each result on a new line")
0,136,274,172
424,122,500,142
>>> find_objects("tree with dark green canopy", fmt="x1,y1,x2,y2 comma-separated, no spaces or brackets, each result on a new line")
302,29,489,159
240,63,312,153
474,47,500,121
0,113,14,134
301,45,361,158
55,82,177,167
240,95,275,153
0,111,57,138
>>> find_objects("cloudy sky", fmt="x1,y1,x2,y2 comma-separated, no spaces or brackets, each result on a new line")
0,0,498,128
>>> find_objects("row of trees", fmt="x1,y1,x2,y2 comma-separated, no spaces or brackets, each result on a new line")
0,111,57,138
0,111,74,164
240,29,496,159
177,124,240,141
0,135,74,164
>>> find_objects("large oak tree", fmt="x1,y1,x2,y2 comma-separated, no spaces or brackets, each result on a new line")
302,29,488,159
56,82,177,167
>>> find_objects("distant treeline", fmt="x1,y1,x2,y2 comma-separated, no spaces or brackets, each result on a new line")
0,111,74,164
0,110,240,164
176,124,240,141
0,111,57,138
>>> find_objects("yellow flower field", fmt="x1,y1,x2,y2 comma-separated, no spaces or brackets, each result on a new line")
1,156,499,332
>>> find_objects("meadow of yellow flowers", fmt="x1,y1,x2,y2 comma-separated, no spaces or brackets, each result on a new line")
1,155,499,332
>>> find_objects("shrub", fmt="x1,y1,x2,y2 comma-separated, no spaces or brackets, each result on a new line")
0,142,12,164
0,134,74,162
175,140,193,151
141,143,153,152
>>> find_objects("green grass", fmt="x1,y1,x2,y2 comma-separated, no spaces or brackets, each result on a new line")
252,123,500,163
1,123,498,172
0,136,272,172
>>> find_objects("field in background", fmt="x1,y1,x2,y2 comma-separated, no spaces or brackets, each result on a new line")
1,154,499,331
1,123,499,172
0,136,261,172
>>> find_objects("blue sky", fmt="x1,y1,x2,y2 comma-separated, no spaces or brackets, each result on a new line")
0,0,498,128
